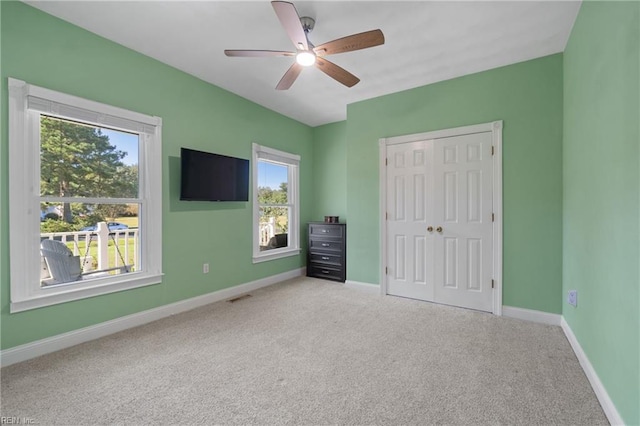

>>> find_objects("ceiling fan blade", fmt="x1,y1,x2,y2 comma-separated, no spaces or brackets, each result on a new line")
315,57,360,88
224,50,295,57
314,29,385,56
271,1,309,51
276,62,303,90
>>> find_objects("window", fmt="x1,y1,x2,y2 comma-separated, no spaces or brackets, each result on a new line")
8,78,162,312
252,143,300,263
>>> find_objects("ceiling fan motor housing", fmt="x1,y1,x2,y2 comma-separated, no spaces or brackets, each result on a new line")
300,16,315,34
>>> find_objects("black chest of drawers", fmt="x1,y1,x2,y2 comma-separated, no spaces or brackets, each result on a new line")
307,222,346,282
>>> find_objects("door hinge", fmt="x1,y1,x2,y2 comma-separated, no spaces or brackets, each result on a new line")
492,213,495,222
491,279,495,289
386,212,389,220
385,267,388,275
491,146,495,155
385,158,389,166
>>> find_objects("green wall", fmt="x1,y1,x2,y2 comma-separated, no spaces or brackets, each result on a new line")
563,2,639,424
0,2,313,349
312,121,347,222
343,55,564,313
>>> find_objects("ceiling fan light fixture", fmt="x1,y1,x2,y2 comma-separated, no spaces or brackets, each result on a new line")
296,50,316,66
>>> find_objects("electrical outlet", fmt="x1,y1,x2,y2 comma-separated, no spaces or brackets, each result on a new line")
203,263,209,274
567,290,577,307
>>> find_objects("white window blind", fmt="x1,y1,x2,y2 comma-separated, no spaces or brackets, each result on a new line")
27,96,157,135
254,144,300,166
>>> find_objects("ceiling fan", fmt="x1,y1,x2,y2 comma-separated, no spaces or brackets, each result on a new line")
224,1,385,90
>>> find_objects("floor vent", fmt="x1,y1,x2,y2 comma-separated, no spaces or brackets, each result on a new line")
228,294,252,303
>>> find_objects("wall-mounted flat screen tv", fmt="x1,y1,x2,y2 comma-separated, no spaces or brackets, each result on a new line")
180,148,249,201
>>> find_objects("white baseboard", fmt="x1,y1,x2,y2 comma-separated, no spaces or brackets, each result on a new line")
0,267,305,367
344,280,380,294
502,306,562,326
561,317,624,426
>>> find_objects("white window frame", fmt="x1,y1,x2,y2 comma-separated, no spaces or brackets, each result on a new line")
8,78,163,313
252,143,300,263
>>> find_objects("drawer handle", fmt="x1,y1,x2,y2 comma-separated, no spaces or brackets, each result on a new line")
321,243,330,247
321,256,330,260
321,229,328,233
321,270,330,274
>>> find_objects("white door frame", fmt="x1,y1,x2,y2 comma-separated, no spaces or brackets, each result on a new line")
379,121,503,315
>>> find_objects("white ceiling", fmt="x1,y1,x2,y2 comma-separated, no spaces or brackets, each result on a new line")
25,1,581,127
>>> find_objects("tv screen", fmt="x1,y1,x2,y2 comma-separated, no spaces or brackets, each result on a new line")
180,148,250,201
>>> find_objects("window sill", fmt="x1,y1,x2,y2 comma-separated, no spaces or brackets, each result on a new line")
252,248,301,264
10,273,163,313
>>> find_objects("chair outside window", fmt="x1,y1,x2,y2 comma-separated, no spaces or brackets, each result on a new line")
40,239,129,285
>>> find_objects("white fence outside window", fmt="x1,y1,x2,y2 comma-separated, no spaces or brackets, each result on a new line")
259,217,276,247
40,222,139,279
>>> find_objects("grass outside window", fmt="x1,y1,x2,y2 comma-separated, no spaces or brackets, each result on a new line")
61,237,137,272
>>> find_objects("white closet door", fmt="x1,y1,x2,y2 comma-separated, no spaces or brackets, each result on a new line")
432,132,494,312
385,131,494,312
386,140,434,301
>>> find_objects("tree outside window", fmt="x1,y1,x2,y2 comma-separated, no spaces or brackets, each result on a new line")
40,116,139,231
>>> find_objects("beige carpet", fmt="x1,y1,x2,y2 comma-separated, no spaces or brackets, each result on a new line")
1,277,607,425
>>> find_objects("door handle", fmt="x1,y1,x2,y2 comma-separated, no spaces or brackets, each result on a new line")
427,226,433,232
436,226,443,233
